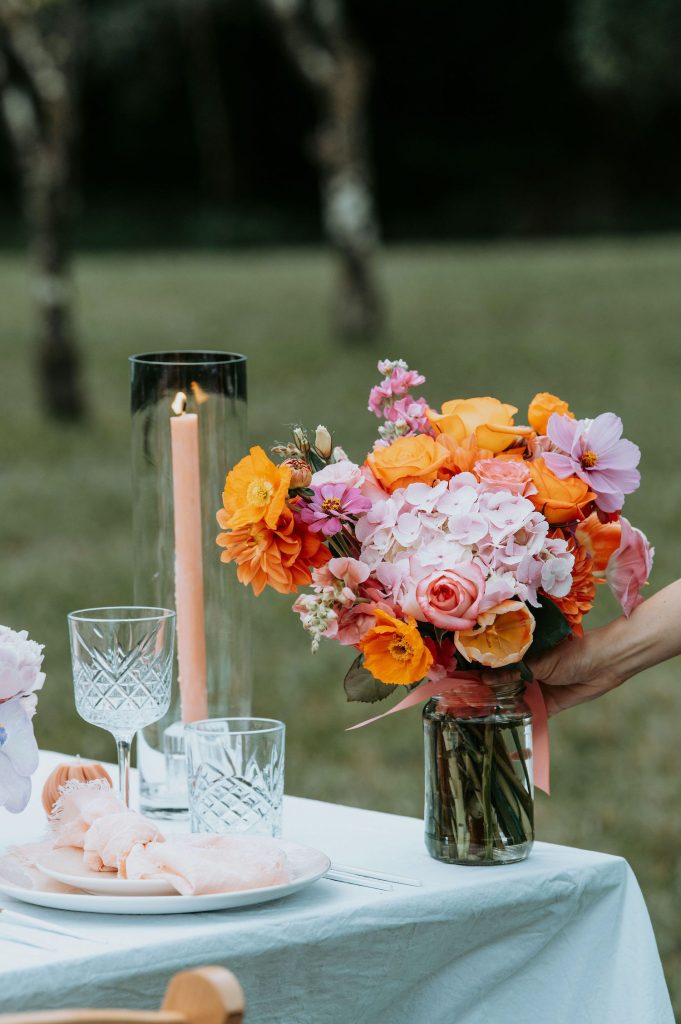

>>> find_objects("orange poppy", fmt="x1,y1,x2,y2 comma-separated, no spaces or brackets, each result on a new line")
221,446,291,531
360,609,433,686
454,600,535,668
427,397,532,454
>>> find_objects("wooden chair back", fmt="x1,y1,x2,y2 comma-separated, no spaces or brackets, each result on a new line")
0,967,244,1024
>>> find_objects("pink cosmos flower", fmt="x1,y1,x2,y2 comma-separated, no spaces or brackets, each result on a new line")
415,562,486,630
299,483,372,537
607,517,654,617
544,412,641,514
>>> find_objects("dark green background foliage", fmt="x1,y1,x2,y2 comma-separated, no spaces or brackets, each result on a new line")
2,0,681,245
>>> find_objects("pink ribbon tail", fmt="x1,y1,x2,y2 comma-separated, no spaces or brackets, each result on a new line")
348,672,551,796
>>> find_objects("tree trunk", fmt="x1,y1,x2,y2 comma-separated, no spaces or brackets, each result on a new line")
263,0,383,341
0,4,85,421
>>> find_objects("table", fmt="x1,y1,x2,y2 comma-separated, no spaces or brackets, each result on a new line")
0,751,674,1024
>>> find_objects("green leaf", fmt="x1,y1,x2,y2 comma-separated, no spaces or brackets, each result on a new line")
343,656,396,704
528,596,572,655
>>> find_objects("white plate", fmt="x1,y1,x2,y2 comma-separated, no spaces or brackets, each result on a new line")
0,841,330,915
37,848,176,896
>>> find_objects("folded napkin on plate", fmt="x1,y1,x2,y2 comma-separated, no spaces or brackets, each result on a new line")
51,783,127,849
122,834,291,896
83,811,163,872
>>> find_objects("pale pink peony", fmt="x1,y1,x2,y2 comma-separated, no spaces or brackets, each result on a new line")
415,562,486,630
313,557,371,590
0,626,45,702
473,458,537,498
607,517,654,617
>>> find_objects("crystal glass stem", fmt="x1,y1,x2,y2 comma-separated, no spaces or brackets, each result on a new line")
116,735,133,807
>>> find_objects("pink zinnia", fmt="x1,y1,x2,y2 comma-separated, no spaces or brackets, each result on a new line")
298,483,371,537
544,412,640,514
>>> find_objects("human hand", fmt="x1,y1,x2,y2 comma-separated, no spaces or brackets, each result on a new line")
482,626,624,716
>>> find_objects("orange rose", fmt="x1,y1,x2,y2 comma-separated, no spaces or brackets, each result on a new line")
454,600,535,668
527,458,595,525
575,512,621,574
527,393,573,435
221,446,291,531
437,434,494,475
360,609,433,686
427,397,532,454
366,435,450,493
217,506,330,596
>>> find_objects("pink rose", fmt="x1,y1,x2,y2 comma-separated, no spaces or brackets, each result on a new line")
607,517,654,617
415,563,486,630
473,459,536,498
311,459,363,489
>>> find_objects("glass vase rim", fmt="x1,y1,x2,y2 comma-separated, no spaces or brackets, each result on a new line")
68,606,176,624
129,350,247,367
185,717,285,737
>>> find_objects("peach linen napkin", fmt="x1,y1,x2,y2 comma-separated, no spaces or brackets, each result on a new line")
122,834,291,895
0,781,291,896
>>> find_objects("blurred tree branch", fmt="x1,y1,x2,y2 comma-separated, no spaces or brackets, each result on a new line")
262,0,382,341
0,0,84,420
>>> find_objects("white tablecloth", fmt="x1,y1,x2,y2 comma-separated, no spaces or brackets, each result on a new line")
0,751,673,1023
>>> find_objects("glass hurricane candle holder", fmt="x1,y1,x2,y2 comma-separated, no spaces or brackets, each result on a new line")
130,351,251,817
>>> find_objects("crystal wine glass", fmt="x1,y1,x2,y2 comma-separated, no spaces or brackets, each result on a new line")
68,607,175,806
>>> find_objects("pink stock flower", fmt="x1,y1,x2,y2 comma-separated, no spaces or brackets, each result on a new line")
544,412,641,514
473,459,537,498
299,483,372,537
607,517,654,617
416,563,486,630
369,361,425,406
385,396,433,436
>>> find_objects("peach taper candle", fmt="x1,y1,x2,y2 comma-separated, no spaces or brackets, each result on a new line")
170,391,208,722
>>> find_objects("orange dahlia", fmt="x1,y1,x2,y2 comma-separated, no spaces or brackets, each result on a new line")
359,609,433,686
217,507,330,596
221,446,291,531
547,529,597,636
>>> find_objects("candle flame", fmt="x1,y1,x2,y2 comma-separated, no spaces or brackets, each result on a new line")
190,381,209,405
172,391,187,416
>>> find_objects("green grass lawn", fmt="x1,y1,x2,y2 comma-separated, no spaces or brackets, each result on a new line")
2,239,681,1010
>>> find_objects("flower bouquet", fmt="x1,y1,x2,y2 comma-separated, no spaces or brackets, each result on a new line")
0,625,46,813
217,360,652,864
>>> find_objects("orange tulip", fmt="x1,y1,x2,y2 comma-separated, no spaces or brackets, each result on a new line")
527,458,595,525
360,609,433,686
575,512,621,574
454,600,535,668
221,446,291,531
217,507,330,596
367,434,450,493
527,393,573,435
427,397,532,454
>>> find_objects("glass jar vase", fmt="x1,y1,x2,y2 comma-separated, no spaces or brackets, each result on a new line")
130,351,251,817
423,681,534,865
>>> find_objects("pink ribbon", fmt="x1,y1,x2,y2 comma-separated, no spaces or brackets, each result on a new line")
348,672,550,795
